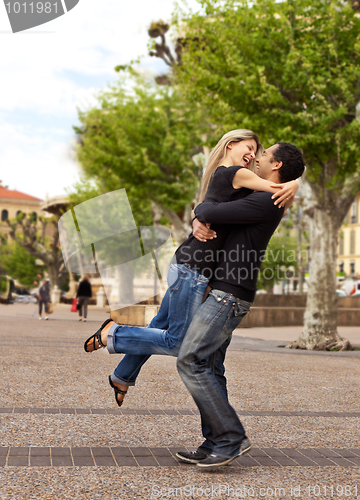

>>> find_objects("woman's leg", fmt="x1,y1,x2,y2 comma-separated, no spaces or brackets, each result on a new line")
78,297,83,319
107,265,208,357
44,301,49,319
103,265,208,388
83,297,89,319
38,301,43,318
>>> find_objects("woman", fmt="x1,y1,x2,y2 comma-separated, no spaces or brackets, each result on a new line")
76,275,92,322
84,129,299,406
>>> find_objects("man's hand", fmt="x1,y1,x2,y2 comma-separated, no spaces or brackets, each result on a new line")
271,180,299,208
192,218,217,242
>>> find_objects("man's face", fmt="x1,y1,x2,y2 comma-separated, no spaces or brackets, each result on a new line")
255,144,279,179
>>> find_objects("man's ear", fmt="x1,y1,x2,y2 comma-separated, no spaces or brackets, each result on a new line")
271,161,283,172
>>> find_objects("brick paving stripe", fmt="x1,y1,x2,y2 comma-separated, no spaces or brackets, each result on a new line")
0,447,359,467
1,407,360,417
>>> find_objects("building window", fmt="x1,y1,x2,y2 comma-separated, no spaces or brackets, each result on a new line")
31,212,37,223
1,209,8,221
350,230,356,255
16,210,22,218
339,262,344,274
350,261,355,275
351,200,358,224
339,233,344,255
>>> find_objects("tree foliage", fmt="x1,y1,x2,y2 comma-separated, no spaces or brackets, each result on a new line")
5,214,64,290
174,0,360,199
74,73,205,243
0,242,41,288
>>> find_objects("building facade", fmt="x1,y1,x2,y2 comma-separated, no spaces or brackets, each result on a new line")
338,193,360,277
0,181,42,242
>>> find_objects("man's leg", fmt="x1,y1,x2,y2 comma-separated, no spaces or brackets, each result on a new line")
177,289,251,460
176,336,232,463
197,336,232,453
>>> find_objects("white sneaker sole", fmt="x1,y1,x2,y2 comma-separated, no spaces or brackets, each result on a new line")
238,442,252,456
197,455,238,468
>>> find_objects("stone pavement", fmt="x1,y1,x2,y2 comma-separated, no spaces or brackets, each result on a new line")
0,303,359,499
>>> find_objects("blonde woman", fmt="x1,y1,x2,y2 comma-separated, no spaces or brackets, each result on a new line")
84,130,299,406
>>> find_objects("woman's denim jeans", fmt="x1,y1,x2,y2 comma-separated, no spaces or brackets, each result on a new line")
108,264,208,386
177,288,252,458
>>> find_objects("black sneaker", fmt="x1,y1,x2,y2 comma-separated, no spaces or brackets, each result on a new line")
175,449,211,464
197,438,252,469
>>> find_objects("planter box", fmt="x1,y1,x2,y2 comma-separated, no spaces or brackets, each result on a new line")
110,295,360,328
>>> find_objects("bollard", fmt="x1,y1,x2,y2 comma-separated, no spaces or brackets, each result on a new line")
51,285,61,305
96,287,106,308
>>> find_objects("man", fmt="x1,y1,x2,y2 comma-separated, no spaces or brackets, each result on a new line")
176,142,305,468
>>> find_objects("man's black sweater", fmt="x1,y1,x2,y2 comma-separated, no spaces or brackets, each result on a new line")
194,191,284,302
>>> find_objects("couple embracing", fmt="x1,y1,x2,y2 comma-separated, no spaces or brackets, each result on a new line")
84,129,305,469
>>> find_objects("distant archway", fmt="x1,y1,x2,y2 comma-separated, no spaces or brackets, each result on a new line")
1,209,8,221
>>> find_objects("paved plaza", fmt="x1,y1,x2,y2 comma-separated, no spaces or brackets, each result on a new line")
0,303,359,499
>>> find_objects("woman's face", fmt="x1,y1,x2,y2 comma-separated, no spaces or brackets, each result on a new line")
227,139,257,167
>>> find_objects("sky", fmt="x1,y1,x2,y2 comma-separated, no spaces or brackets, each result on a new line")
0,0,199,201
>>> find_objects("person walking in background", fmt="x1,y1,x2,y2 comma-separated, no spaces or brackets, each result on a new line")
38,279,50,320
76,275,92,322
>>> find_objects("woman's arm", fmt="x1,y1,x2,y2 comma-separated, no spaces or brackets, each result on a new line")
233,169,299,207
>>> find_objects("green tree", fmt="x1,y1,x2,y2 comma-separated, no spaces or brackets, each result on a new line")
6,214,64,290
257,232,300,293
74,73,204,244
171,0,360,350
0,276,7,295
0,242,40,288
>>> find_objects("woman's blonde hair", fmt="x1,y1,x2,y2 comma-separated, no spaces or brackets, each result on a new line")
198,129,263,202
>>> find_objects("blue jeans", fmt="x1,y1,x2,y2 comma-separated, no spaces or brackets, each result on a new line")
177,288,251,458
108,264,208,386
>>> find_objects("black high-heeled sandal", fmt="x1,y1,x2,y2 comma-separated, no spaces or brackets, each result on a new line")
84,318,113,352
109,376,128,407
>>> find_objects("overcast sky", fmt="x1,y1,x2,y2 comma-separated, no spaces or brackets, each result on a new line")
0,0,199,200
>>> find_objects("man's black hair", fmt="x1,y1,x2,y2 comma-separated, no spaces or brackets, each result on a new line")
271,142,305,183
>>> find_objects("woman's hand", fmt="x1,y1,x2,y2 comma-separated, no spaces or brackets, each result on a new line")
271,180,299,208
192,218,217,242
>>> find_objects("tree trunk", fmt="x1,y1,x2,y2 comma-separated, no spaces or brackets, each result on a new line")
116,265,135,305
154,202,192,245
287,186,352,351
47,263,59,291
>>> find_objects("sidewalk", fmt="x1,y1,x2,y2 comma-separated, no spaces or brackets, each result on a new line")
0,302,109,322
0,307,359,499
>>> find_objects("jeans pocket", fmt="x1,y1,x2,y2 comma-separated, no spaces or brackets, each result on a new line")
192,276,209,295
223,303,249,335
168,264,186,291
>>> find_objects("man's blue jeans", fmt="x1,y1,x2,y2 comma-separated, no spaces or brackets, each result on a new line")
107,264,208,386
177,288,251,458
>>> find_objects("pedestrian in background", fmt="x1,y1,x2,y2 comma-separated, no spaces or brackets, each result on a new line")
76,275,92,322
38,279,50,320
